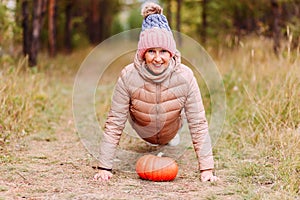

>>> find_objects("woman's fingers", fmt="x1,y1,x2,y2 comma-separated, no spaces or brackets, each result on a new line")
201,170,220,182
93,170,113,181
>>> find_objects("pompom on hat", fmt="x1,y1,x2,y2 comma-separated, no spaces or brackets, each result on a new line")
137,2,176,59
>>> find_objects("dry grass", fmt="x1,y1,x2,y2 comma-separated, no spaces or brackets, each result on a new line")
212,36,300,198
0,48,88,148
0,57,56,145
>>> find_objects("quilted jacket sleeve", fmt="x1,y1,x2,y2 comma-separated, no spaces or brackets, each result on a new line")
98,74,130,169
184,75,214,171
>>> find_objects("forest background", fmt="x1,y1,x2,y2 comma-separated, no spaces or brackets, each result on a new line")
0,0,299,199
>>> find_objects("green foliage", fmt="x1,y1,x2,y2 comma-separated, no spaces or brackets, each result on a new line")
111,14,125,35
0,2,21,54
4,0,300,56
127,8,142,29
180,1,201,39
285,8,300,48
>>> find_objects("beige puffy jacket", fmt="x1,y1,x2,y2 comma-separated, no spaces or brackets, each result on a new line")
99,51,214,171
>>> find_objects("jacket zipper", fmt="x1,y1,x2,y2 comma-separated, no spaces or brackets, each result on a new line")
156,83,161,144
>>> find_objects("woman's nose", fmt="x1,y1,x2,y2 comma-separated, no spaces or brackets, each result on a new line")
154,52,162,62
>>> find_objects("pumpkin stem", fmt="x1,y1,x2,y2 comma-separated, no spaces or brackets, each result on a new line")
157,152,164,157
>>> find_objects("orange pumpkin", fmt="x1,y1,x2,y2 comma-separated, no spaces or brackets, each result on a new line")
135,153,178,181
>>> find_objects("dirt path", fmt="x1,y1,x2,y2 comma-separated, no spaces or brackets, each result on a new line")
0,113,237,200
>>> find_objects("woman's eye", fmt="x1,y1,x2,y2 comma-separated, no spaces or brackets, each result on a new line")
147,50,155,53
161,50,168,54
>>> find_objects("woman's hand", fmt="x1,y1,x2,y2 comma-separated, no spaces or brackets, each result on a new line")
200,169,219,182
93,170,113,182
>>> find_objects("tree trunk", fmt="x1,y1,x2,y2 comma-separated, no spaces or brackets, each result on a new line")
176,0,182,46
98,0,106,42
48,0,56,57
29,0,47,67
88,0,100,44
64,1,72,53
271,0,281,55
21,0,30,57
201,0,207,45
165,0,172,29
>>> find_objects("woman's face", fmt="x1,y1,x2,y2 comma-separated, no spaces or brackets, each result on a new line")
144,47,171,75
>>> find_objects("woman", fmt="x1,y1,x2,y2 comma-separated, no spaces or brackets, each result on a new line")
93,2,219,182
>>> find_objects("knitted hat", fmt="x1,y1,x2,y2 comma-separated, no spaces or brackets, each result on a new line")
137,2,176,59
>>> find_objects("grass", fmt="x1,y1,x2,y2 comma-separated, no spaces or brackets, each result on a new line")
0,57,55,144
0,48,88,149
212,36,300,198
0,37,299,198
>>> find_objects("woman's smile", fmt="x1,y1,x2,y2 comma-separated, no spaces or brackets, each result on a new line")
144,47,171,75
